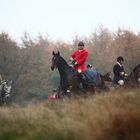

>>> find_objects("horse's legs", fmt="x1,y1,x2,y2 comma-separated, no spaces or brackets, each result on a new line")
82,83,95,96
76,73,84,89
60,85,71,98
90,85,96,95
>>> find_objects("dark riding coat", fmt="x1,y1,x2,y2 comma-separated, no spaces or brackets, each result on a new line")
113,62,125,84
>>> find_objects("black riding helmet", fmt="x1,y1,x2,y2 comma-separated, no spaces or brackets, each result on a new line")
87,63,92,68
117,56,124,62
78,41,84,47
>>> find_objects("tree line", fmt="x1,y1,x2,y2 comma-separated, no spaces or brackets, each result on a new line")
0,27,139,104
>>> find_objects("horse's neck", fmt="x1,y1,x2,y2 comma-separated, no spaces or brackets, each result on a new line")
58,63,70,76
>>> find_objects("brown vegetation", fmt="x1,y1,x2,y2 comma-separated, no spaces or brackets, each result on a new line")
0,89,139,140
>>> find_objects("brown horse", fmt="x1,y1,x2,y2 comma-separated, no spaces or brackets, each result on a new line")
126,64,140,88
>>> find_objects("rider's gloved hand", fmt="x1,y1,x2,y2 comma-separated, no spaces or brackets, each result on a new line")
69,58,75,67
69,58,77,66
70,57,73,61
77,69,82,73
124,73,128,77
69,58,74,63
74,61,77,65
120,72,125,76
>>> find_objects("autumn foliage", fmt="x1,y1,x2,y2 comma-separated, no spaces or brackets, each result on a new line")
0,27,139,103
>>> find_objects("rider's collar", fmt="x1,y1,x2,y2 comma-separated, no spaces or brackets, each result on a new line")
78,49,83,52
117,62,122,67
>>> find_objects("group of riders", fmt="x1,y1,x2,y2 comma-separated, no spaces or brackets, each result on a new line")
70,41,128,87
0,41,137,103
48,41,129,101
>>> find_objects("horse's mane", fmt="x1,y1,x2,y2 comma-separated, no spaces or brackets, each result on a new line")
57,55,72,69
59,55,68,65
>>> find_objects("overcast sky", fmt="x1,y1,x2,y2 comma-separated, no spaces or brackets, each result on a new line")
0,0,140,42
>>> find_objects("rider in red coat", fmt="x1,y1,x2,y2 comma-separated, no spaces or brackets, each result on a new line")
69,42,88,73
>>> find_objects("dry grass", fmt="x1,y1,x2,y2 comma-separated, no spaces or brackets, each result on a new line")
0,89,140,140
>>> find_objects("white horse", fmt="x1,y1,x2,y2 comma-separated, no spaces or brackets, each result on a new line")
0,80,12,105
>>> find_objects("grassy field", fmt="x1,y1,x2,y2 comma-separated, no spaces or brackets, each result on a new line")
0,89,140,140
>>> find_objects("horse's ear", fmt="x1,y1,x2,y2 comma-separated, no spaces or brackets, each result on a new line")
52,51,55,55
57,51,60,56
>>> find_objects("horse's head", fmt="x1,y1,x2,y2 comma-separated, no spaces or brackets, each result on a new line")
128,64,140,87
100,72,112,90
103,72,112,82
100,72,112,82
51,51,60,71
134,64,140,83
0,80,12,99
4,80,12,95
133,64,140,75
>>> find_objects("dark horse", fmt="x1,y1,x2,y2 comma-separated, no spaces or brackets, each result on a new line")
51,51,79,96
126,64,140,88
51,51,112,97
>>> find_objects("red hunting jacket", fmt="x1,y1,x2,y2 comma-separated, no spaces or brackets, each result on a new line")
70,49,88,73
